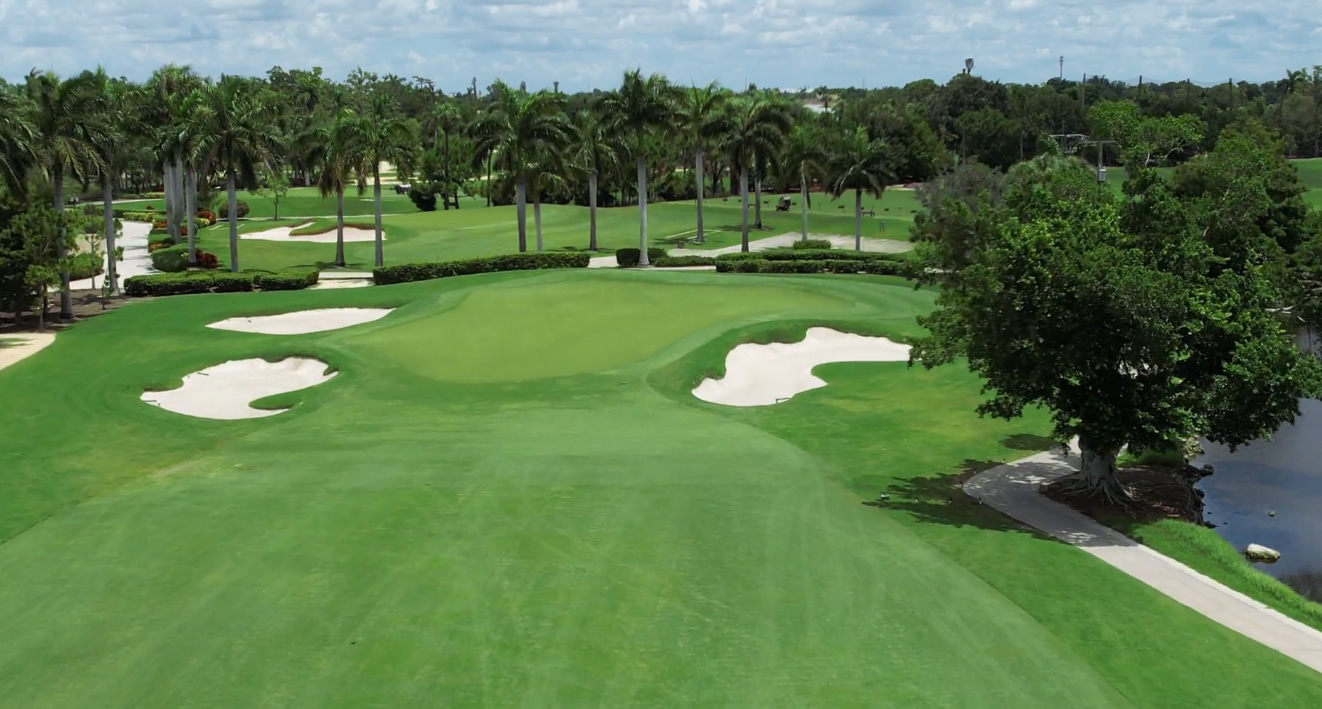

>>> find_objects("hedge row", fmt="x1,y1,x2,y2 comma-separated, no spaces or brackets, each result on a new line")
615,247,669,267
124,268,320,297
791,239,833,250
715,258,909,276
716,249,909,264
373,252,589,285
652,255,715,267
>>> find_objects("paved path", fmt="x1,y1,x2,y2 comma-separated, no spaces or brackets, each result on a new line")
68,221,155,293
966,445,1322,674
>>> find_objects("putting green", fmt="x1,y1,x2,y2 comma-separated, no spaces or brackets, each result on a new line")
1,270,1321,707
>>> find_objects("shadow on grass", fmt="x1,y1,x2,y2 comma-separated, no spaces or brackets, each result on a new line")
1002,433,1059,451
864,458,1054,540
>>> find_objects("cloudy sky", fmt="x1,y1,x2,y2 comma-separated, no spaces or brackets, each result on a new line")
1,0,1319,91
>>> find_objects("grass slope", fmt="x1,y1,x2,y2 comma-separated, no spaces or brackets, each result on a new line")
1,271,1321,706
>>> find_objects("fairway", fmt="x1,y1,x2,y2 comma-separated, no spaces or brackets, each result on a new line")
3,270,1322,706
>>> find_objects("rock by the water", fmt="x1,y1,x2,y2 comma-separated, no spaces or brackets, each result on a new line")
1245,544,1281,563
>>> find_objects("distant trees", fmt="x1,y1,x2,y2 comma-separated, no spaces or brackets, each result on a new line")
599,70,681,266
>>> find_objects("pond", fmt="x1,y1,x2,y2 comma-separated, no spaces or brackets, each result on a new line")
1193,330,1322,603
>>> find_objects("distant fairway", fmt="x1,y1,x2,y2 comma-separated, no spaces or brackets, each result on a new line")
2,270,1321,706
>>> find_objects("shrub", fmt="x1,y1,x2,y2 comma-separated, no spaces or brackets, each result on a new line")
145,203,157,210
256,268,319,291
150,245,190,272
116,211,157,222
716,249,909,264
218,201,251,219
210,272,257,293
68,252,104,280
791,239,833,250
713,254,911,277
197,209,216,222
652,255,715,267
124,272,222,297
196,251,219,270
408,184,438,212
614,247,670,267
152,220,167,230
374,252,590,285
142,192,165,200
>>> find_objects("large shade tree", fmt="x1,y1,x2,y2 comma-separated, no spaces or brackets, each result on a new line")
195,75,283,272
910,147,1322,500
598,70,679,266
826,126,891,251
724,95,793,252
26,69,108,318
470,82,571,253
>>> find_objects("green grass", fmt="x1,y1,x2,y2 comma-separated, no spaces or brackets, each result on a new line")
2,270,1321,706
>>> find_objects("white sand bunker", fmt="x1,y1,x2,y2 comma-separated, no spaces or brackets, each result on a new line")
208,308,392,335
693,328,911,407
242,222,383,243
141,358,336,420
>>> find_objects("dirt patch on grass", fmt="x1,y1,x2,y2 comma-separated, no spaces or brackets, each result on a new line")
1044,464,1211,525
1,290,140,331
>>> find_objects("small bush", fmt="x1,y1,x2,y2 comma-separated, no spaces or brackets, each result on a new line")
717,249,909,264
142,192,165,200
152,220,167,230
714,254,911,277
210,272,257,293
256,269,319,291
615,247,670,267
68,252,104,280
145,203,157,210
116,211,157,222
196,251,219,270
652,256,715,267
791,239,833,250
374,252,590,285
150,245,190,272
408,185,438,212
218,201,251,219
197,209,216,222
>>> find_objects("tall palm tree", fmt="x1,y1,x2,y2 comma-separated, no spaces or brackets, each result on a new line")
527,152,567,252
86,70,128,294
194,76,283,272
177,83,216,265
0,88,37,198
724,96,793,252
676,82,731,244
26,69,108,318
780,123,828,243
570,109,622,251
826,126,892,251
316,110,364,268
598,70,679,266
147,65,200,246
347,95,417,268
470,82,571,253
1280,68,1307,133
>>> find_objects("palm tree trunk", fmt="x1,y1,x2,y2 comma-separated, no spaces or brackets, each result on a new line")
185,168,197,266
636,156,650,266
486,157,493,208
373,172,384,267
227,171,239,272
53,164,72,319
753,175,763,229
534,192,544,252
695,150,706,244
588,171,599,251
174,154,185,242
854,188,863,251
799,181,810,242
165,160,178,243
103,176,117,296
335,187,346,267
739,167,750,252
515,177,528,252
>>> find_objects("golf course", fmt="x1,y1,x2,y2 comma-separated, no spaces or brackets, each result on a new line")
3,266,1322,706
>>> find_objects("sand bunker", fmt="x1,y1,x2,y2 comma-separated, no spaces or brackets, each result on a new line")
208,308,392,335
693,328,911,407
0,332,57,373
141,357,336,420
242,222,383,244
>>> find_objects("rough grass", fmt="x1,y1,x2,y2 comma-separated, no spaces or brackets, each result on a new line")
2,270,1321,705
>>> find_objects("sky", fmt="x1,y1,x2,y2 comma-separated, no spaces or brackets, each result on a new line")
2,0,1320,92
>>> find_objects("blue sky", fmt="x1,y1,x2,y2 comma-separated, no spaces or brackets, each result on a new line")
2,0,1319,91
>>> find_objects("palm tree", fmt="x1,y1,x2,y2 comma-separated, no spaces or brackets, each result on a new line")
1281,68,1307,132
676,82,730,244
570,109,622,251
470,82,572,252
316,110,364,268
147,65,200,247
344,95,417,268
86,70,128,294
598,70,679,266
194,76,282,272
780,123,828,243
177,83,216,265
527,151,568,252
827,126,892,251
0,88,37,198
724,96,793,251
26,69,108,318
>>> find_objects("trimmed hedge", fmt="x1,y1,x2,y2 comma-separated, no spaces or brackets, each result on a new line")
791,239,833,250
69,252,105,280
218,201,251,219
374,252,590,285
714,258,908,276
716,249,909,263
652,256,715,267
150,245,190,272
256,268,319,291
615,247,669,267
117,211,157,222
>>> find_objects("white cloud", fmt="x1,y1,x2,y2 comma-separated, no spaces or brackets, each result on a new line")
0,0,1313,91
